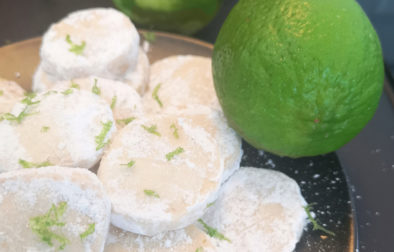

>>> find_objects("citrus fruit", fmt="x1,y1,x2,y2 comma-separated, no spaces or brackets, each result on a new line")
113,0,222,35
212,0,384,157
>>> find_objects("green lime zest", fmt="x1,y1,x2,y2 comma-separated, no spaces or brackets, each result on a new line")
41,126,50,133
152,83,163,108
116,117,136,126
170,123,179,139
143,31,156,43
141,124,161,136
61,89,73,96
206,202,215,208
198,219,231,242
80,223,95,240
44,90,58,96
144,189,160,198
165,147,184,161
65,34,86,56
1,106,37,124
70,82,80,89
121,160,135,168
29,201,69,250
195,247,204,252
304,203,335,236
21,92,39,105
92,79,101,95
19,159,52,169
0,90,3,96
95,121,113,150
110,95,117,110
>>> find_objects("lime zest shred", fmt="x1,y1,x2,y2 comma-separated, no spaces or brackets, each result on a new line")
166,147,184,161
121,160,135,168
92,79,101,95
116,117,136,126
144,189,160,198
19,159,52,169
206,202,215,208
170,123,179,139
110,95,117,110
65,34,86,55
95,121,113,150
195,247,204,252
70,82,80,89
198,219,231,242
44,90,58,96
0,90,3,96
21,92,39,105
80,223,95,240
1,106,37,124
143,31,156,43
29,201,70,250
152,83,163,108
141,124,161,136
304,203,335,236
61,89,73,96
41,126,50,133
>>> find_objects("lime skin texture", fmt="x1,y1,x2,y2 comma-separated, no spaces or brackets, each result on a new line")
113,0,223,35
212,0,384,157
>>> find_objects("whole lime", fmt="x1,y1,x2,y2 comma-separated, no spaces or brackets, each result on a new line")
113,0,222,35
212,0,384,157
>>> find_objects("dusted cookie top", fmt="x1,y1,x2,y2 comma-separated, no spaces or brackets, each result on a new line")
98,114,224,236
199,167,307,252
40,8,140,81
0,167,111,251
0,88,115,172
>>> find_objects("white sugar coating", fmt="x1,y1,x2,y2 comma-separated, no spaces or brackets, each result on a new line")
0,166,111,251
0,78,26,114
40,8,139,81
199,167,307,252
0,88,116,173
105,225,216,252
143,55,220,113
97,114,224,236
54,76,143,126
165,105,242,183
33,47,150,96
124,48,150,95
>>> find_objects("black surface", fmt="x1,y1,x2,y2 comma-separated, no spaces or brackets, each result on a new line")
1,0,394,251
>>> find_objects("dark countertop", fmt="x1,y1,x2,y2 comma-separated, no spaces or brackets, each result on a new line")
1,0,393,251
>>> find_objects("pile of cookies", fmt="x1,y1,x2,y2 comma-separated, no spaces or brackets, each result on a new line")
0,8,307,252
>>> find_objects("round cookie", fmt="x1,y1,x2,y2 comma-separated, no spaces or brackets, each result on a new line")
0,166,111,251
199,167,307,252
0,78,26,114
97,114,224,236
55,76,143,127
143,55,220,113
40,8,139,81
165,105,242,183
105,225,215,252
0,88,116,173
33,48,150,95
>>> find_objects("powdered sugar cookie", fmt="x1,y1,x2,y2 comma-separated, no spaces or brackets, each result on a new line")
40,8,139,81
144,55,220,113
98,114,224,236
0,88,115,172
165,105,242,183
0,78,26,114
105,225,215,252
198,167,307,252
0,166,111,251
55,76,143,127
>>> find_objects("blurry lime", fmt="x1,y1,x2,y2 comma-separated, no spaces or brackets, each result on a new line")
113,0,222,35
212,0,384,157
